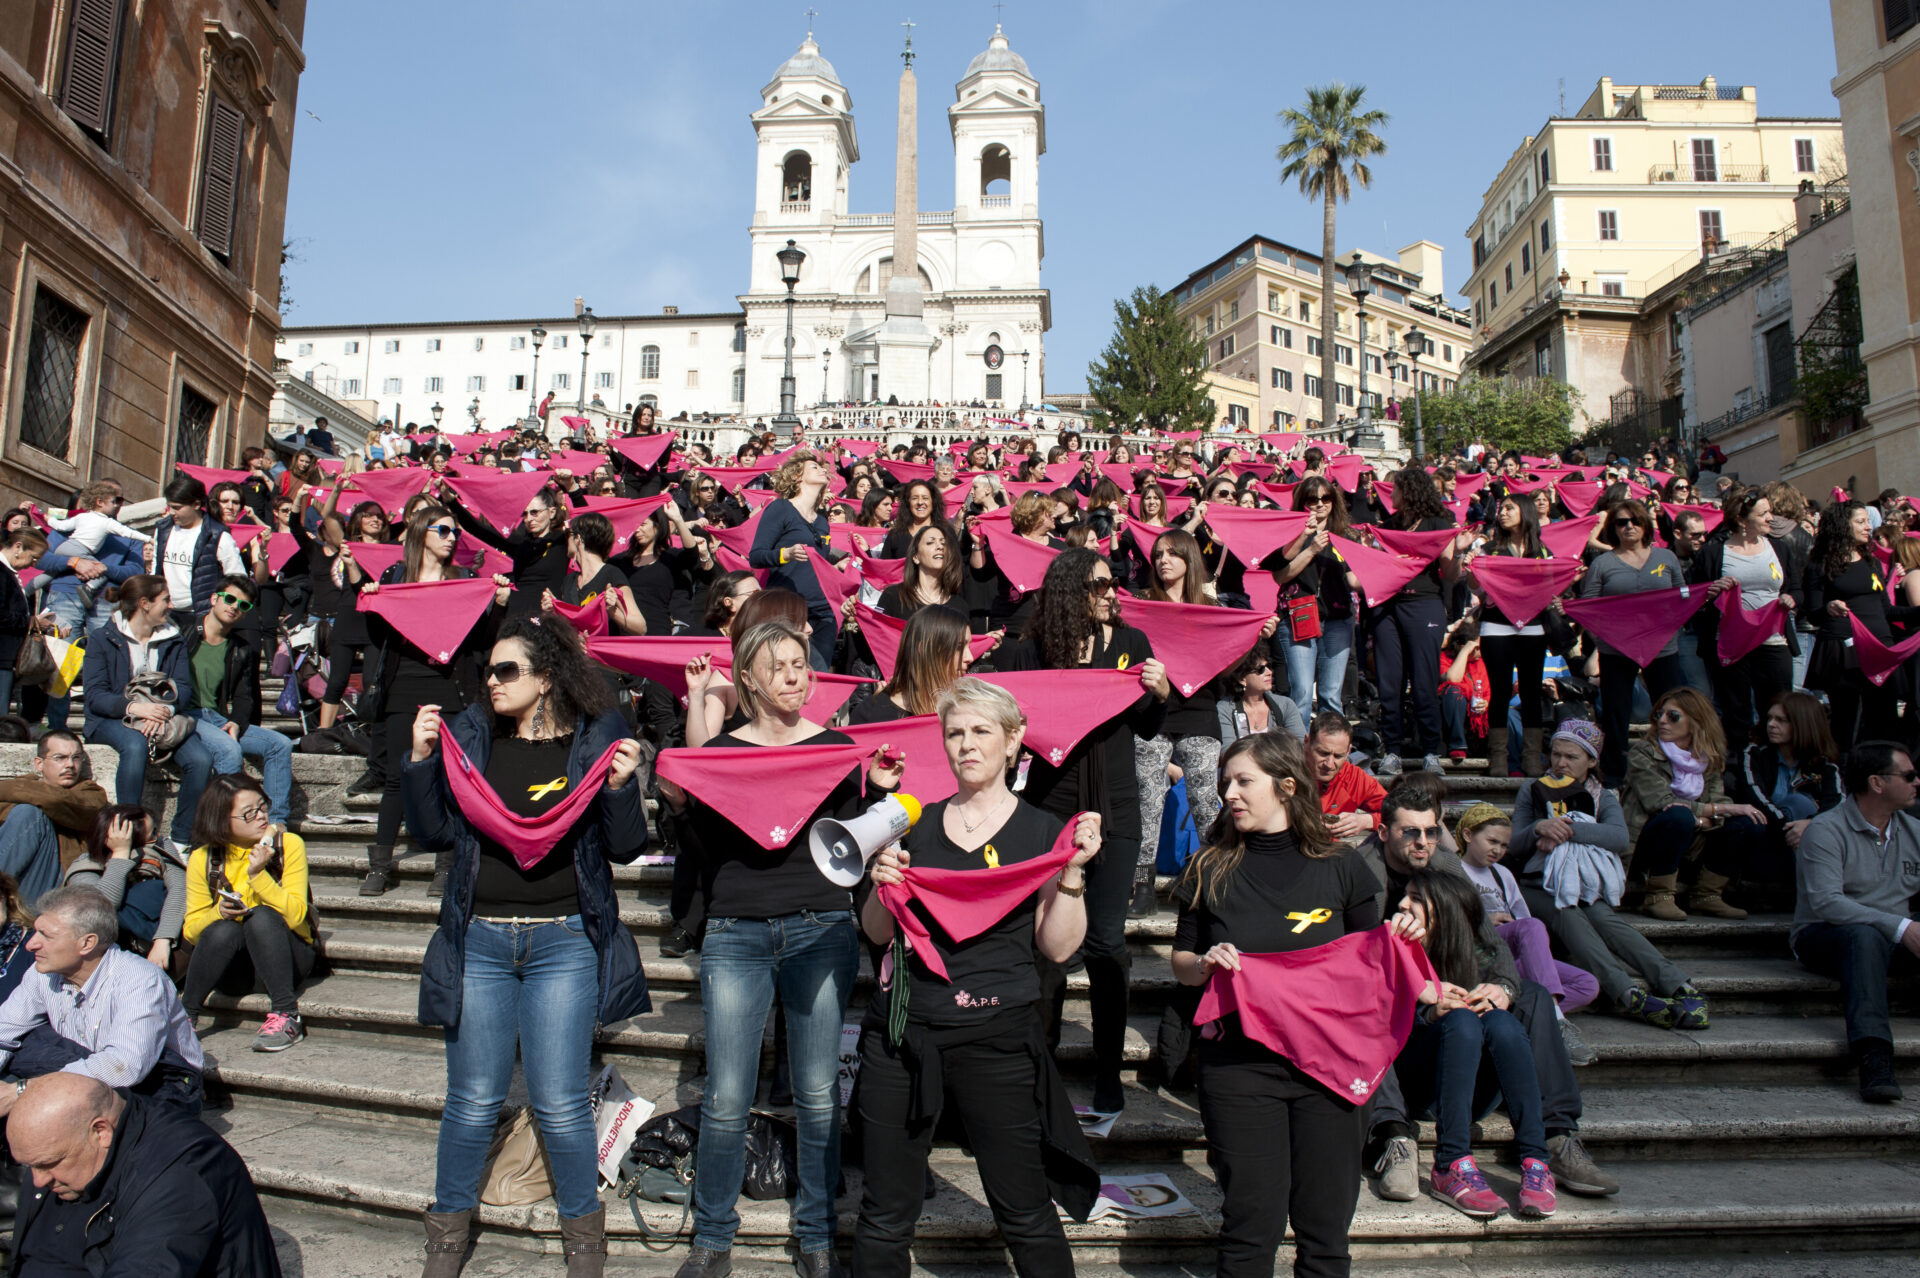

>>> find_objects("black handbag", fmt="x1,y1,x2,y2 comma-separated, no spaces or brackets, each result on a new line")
615,1105,798,1247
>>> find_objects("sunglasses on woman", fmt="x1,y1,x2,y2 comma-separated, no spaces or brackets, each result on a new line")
212,591,254,612
1657,708,1687,724
426,523,458,539
1086,577,1117,595
485,661,530,684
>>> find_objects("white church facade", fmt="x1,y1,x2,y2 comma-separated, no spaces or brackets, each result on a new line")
274,26,1049,428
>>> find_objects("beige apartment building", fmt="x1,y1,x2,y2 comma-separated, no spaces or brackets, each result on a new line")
1171,235,1473,434
1463,77,1843,439
1826,0,1920,496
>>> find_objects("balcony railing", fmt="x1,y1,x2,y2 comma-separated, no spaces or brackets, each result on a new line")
1648,163,1772,184
837,211,956,227
980,194,1011,209
780,201,811,214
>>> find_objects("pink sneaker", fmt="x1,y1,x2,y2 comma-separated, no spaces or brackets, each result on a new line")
1431,1154,1503,1219
1517,1157,1557,1219
252,1011,305,1053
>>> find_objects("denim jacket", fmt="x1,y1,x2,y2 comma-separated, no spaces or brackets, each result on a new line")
405,704,651,1030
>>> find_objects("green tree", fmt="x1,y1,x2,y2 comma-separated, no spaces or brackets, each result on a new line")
1399,375,1579,457
1277,84,1389,433
1085,285,1214,434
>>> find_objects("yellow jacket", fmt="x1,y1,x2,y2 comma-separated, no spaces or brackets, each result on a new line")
183,835,312,945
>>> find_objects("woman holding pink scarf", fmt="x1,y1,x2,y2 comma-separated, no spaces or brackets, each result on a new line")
405,617,648,1276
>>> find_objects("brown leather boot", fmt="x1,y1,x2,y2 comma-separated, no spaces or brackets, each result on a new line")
1522,727,1546,777
1484,725,1511,777
1688,869,1748,919
1641,873,1688,921
421,1209,471,1277
561,1206,608,1277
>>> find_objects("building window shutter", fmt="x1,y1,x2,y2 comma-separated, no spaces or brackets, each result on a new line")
196,97,246,261
1888,0,1919,39
59,0,125,139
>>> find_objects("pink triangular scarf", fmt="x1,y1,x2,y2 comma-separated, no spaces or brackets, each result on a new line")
339,541,406,582
266,532,301,576
343,468,432,515
839,438,881,459
853,604,997,679
827,523,885,558
811,552,865,622
176,463,251,491
1118,596,1274,698
1325,455,1372,491
655,739,873,849
1848,613,1920,686
1124,518,1172,564
838,715,958,804
1502,476,1552,495
1194,926,1437,1102
226,520,271,549
442,470,556,536
1328,535,1429,608
978,524,1063,595
579,495,673,547
1370,526,1462,563
1560,586,1711,667
1661,502,1726,536
1253,481,1298,508
540,449,606,477
876,459,938,485
1452,472,1491,500
356,577,497,664
1716,592,1789,665
441,732,621,870
1096,462,1148,491
703,510,767,561
1261,431,1302,453
610,432,678,472
1555,481,1605,516
975,669,1145,766
449,429,514,456
1199,507,1310,567
552,593,610,638
879,817,1084,981
1539,513,1605,560
710,543,769,585
1471,557,1582,626
698,460,781,494
739,488,781,511
585,636,871,721
1370,487,1398,517
856,554,907,591
1130,493,1193,523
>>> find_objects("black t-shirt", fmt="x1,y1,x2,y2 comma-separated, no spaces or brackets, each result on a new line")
1813,554,1890,641
848,689,913,724
883,799,1066,1026
473,734,582,917
1393,515,1457,600
689,728,867,918
624,556,675,639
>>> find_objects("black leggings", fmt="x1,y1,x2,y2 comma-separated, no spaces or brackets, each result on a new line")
323,633,367,705
1706,643,1792,754
1481,632,1546,730
181,907,316,1016
1199,1051,1363,1278
853,1022,1072,1278
1038,833,1137,1084
377,709,415,849
1598,652,1685,784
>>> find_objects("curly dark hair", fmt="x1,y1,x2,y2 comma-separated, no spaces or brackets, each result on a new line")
491,616,617,728
1812,500,1872,583
1023,546,1111,670
1391,466,1449,526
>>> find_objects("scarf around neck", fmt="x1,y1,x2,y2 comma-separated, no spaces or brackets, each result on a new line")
1661,739,1707,801
441,730,621,871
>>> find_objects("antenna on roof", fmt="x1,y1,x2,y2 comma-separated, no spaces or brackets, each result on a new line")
1558,78,1565,115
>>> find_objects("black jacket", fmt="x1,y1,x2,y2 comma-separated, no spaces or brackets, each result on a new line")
1728,742,1843,823
184,625,264,728
80,616,196,735
1685,535,1804,658
362,563,504,721
7,1091,282,1278
0,563,30,667
406,704,651,1030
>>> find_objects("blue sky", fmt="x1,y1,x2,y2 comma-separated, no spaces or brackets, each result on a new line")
282,0,1843,392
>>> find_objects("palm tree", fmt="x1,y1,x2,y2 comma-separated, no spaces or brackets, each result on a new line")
1277,84,1389,436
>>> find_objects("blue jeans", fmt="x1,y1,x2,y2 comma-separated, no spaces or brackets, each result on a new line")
0,805,64,902
1674,631,1714,699
695,910,857,1253
1274,613,1353,716
194,717,295,824
1395,1007,1548,1167
83,718,217,844
432,917,601,1220
1793,921,1917,1047
1440,685,1470,752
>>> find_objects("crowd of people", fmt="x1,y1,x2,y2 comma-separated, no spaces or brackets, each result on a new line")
0,416,1906,1277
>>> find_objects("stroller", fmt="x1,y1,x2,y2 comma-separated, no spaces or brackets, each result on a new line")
273,617,363,736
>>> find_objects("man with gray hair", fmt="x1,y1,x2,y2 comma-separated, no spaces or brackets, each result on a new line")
0,886,201,1115
7,1073,281,1276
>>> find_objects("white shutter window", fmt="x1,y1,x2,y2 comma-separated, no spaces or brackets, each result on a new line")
60,0,125,138
196,96,246,259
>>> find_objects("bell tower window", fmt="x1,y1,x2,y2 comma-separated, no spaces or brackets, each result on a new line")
781,151,812,209
980,144,1011,206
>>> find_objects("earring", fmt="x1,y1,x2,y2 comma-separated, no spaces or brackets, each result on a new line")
532,691,550,738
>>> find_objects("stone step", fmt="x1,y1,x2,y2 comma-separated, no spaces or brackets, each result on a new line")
196,1012,1920,1164
220,1095,1920,1263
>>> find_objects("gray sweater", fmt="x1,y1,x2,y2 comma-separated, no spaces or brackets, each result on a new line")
1793,798,1920,944
64,854,189,943
1512,779,1630,878
1579,548,1687,658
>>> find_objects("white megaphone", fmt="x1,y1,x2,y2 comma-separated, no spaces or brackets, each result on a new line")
810,793,922,887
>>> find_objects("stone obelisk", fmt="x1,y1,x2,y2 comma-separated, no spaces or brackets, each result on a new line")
874,20,935,402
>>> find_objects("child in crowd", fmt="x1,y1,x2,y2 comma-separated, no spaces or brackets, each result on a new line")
1455,804,1601,1058
37,500,152,606
1439,621,1491,761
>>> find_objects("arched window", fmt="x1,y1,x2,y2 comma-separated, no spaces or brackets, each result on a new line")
980,144,1011,198
782,151,812,205
640,345,660,380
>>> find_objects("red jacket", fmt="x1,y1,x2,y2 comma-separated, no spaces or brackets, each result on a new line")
1320,761,1386,820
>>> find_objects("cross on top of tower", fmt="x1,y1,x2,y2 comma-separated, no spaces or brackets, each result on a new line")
804,6,816,38
992,0,1005,28
901,18,915,67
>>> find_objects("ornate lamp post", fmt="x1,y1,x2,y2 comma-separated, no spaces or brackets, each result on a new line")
527,324,546,421
1019,348,1031,413
575,307,596,418
820,349,832,407
430,401,444,437
774,239,807,440
1346,260,1381,449
1407,323,1428,463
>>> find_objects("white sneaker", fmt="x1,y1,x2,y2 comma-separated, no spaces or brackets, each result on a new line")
1422,754,1447,774
1372,1135,1419,1201
1374,753,1402,777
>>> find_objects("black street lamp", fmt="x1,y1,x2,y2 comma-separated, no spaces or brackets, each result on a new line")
1346,260,1383,450
1407,323,1427,463
775,239,807,439
528,324,546,421
1019,348,1031,413
430,401,444,436
820,349,832,407
575,307,596,419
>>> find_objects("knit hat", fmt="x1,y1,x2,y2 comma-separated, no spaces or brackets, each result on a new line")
1552,719,1604,761
1455,802,1510,842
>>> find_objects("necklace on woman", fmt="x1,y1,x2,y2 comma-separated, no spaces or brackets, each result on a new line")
958,791,1012,834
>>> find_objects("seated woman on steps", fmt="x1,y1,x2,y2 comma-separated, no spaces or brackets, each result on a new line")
180,776,314,1054
1511,720,1711,1032
66,803,187,971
